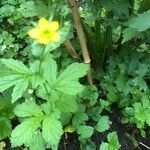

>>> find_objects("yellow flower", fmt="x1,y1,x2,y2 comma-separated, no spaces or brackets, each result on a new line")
28,18,60,45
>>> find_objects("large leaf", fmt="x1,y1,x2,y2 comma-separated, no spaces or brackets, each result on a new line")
26,133,45,150
56,95,78,113
0,74,22,92
55,81,85,95
54,63,89,95
122,27,139,43
77,125,94,139
42,116,63,146
95,116,110,133
1,59,31,74
127,11,150,32
57,63,89,82
14,101,44,118
0,117,12,140
42,58,57,86
11,78,29,103
11,117,42,147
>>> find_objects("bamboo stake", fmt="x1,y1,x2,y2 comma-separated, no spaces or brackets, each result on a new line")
69,0,93,85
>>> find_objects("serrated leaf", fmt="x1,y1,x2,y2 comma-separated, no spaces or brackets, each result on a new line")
99,143,109,150
107,132,120,149
0,74,22,92
135,64,149,77
77,125,94,139
127,11,150,32
100,132,120,150
55,81,85,95
1,59,31,74
42,58,57,86
95,116,110,132
56,95,78,113
14,101,44,118
42,116,63,146
26,133,45,150
122,27,139,43
0,117,12,140
11,78,29,103
11,117,42,147
57,63,89,81
72,112,88,126
101,0,130,16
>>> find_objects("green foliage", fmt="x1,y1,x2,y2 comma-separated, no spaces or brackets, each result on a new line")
95,116,110,133
77,125,94,139
101,50,150,135
0,91,14,140
126,11,150,32
99,132,120,150
0,0,150,149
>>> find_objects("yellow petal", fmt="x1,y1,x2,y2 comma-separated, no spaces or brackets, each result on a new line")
38,18,49,29
50,32,60,42
48,21,59,31
38,37,50,45
28,27,41,39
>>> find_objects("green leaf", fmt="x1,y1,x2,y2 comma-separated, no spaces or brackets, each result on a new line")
42,116,63,147
26,133,46,150
100,132,120,150
11,78,29,103
0,117,12,140
101,0,130,16
42,58,57,86
127,11,150,32
57,63,89,81
0,74,22,92
77,125,94,139
56,95,78,113
1,59,31,74
55,81,85,95
107,132,120,149
29,61,43,88
11,117,42,147
99,143,109,150
14,101,44,118
95,116,110,132
122,27,139,43
72,112,89,126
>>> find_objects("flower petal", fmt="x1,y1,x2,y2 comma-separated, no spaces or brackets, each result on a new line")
38,18,49,29
38,37,50,45
28,27,41,39
50,32,60,42
48,21,59,31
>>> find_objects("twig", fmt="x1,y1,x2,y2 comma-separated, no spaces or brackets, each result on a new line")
139,142,150,150
69,0,93,85
64,40,80,60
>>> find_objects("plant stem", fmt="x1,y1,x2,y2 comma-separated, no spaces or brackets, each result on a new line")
69,0,93,86
64,40,80,60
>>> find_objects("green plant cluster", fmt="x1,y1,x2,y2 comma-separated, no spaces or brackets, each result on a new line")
101,50,150,136
0,0,150,150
